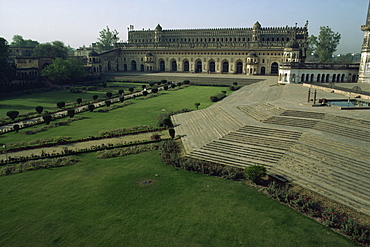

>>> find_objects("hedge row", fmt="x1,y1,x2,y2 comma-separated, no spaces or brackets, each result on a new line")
96,143,160,159
0,156,78,176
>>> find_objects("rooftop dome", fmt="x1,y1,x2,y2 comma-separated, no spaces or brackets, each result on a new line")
253,21,261,29
155,24,162,31
247,51,258,57
285,40,299,49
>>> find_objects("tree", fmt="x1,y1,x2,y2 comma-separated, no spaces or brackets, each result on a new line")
183,80,190,85
33,41,68,59
56,102,65,109
119,96,125,103
118,89,124,95
129,87,134,93
92,95,98,101
0,38,16,87
6,111,19,120
42,114,52,125
96,26,119,51
163,118,173,128
309,26,341,63
152,88,158,93
67,109,75,118
106,92,113,98
41,58,87,85
243,165,267,183
169,128,175,139
88,104,95,112
76,98,82,104
10,35,39,48
13,124,20,133
142,91,148,96
194,103,200,109
163,85,169,90
105,100,111,107
35,106,43,114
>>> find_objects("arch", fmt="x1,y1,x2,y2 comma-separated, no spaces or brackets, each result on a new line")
341,74,345,82
108,60,112,71
317,74,320,82
140,64,144,72
332,74,336,82
131,60,137,71
310,74,314,82
222,61,229,73
352,74,357,82
306,74,309,82
301,74,305,82
326,74,330,82
183,60,189,72
337,74,340,82
99,65,102,72
123,64,127,71
171,60,177,71
195,60,202,73
209,60,215,73
236,61,243,74
271,62,278,74
321,74,325,82
159,60,165,72
260,66,266,75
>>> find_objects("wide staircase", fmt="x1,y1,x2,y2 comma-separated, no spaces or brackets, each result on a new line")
172,85,370,216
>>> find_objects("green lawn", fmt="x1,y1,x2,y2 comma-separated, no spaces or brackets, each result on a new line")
0,151,356,247
0,85,227,145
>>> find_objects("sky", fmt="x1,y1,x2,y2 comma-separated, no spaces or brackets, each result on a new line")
0,0,368,54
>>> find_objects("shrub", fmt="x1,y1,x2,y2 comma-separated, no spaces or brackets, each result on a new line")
142,91,148,96
169,128,175,139
35,106,43,114
88,104,95,112
210,92,226,102
170,83,176,89
194,103,200,109
67,109,75,118
229,85,236,91
177,82,182,87
92,95,98,101
119,96,125,102
244,165,266,183
42,114,52,125
76,98,82,104
152,88,158,93
141,85,146,90
150,134,161,141
105,100,111,107
160,79,167,84
157,109,192,127
183,80,190,85
56,102,65,109
6,111,19,120
163,85,169,90
13,124,20,133
233,82,238,86
129,87,134,93
118,89,124,95
106,92,113,98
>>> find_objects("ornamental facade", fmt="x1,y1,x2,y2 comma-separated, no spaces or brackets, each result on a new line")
89,22,308,76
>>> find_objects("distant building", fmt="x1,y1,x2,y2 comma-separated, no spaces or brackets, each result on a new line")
91,22,309,75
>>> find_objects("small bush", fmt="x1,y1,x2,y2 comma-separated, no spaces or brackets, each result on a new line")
6,111,19,120
244,165,266,183
56,102,65,109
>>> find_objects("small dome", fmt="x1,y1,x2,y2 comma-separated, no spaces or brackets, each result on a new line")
253,21,261,29
247,51,258,57
155,24,162,31
145,51,154,57
285,40,299,49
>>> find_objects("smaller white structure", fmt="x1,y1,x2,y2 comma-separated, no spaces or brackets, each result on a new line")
278,62,359,84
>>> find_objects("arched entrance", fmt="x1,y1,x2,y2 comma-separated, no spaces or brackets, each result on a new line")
123,64,127,71
222,61,229,73
261,67,266,75
209,61,215,73
159,60,165,72
183,60,189,72
196,61,202,73
271,62,278,75
236,62,243,74
171,60,177,71
108,60,112,71
131,60,137,71
140,64,144,72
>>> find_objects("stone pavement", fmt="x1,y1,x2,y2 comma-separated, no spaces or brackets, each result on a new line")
170,75,370,216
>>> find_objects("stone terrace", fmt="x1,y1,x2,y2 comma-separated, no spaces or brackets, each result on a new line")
171,77,370,216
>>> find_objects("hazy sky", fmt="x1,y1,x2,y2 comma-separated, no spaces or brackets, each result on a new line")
0,0,368,53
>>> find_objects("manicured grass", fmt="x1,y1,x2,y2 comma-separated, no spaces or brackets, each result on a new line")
0,86,229,145
0,151,356,247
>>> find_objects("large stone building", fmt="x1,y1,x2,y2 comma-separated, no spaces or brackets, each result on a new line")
89,22,309,75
